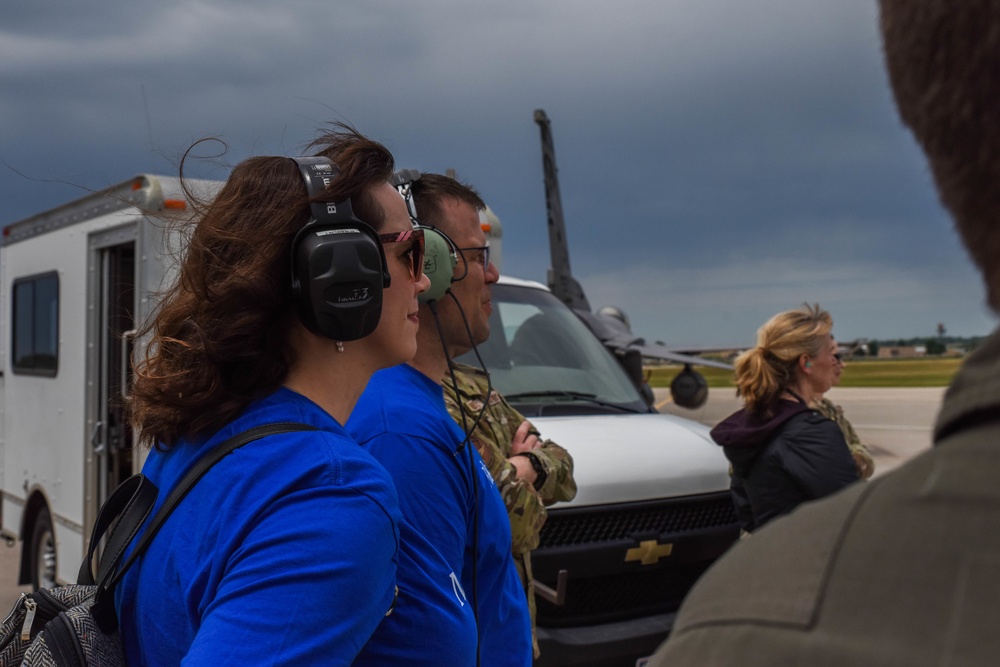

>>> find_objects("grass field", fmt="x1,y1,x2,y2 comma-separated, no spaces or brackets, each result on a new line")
646,357,963,388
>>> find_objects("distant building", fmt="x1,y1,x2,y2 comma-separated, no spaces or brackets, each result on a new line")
877,345,926,358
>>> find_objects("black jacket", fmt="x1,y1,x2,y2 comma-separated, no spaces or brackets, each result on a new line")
711,399,859,532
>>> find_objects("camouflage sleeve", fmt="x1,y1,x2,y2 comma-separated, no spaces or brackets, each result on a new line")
812,397,875,480
848,442,876,481
442,367,551,555
526,439,577,505
494,460,548,554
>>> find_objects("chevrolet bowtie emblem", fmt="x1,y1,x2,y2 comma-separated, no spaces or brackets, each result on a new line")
625,540,674,566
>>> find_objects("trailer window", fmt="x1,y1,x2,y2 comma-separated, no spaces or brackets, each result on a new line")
12,272,59,376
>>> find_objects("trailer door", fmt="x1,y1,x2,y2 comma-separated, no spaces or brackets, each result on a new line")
84,228,136,545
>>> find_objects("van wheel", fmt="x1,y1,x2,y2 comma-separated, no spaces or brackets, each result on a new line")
29,511,57,590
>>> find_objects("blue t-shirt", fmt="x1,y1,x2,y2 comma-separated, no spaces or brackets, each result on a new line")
348,364,532,666
116,387,400,666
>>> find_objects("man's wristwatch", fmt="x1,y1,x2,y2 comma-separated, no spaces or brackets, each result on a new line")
515,452,548,490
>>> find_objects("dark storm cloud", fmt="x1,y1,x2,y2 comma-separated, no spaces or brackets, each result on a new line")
1,0,995,345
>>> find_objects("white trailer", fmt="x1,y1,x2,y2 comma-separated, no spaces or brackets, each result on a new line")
0,175,217,587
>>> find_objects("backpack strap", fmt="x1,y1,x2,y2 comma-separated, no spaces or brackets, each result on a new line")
87,422,316,633
77,474,159,586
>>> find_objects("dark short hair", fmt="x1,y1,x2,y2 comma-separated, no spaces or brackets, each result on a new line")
410,173,486,233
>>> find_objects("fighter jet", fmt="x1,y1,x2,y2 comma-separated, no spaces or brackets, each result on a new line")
533,109,731,409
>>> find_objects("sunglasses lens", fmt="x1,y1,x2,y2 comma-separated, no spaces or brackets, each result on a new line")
411,232,425,280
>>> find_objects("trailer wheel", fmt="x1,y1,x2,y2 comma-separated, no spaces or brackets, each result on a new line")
29,511,57,590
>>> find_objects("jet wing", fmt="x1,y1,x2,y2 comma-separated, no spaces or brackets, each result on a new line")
630,343,733,370
572,310,733,370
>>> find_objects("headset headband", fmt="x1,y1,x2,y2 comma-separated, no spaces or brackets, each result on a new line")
292,156,363,227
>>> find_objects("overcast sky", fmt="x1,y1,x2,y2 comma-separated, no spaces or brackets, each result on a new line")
2,0,996,348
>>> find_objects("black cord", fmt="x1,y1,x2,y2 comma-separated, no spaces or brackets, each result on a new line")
425,295,493,451
427,296,482,667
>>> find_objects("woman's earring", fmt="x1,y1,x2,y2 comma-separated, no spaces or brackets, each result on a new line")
336,341,344,353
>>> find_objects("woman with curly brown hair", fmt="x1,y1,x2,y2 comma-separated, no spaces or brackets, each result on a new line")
116,126,429,666
710,304,859,534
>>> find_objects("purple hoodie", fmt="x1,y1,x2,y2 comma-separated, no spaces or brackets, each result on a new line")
711,399,809,453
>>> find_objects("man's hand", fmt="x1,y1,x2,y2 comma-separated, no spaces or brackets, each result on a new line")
510,420,542,484
511,420,541,454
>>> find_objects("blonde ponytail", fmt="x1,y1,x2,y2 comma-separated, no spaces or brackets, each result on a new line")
735,304,832,416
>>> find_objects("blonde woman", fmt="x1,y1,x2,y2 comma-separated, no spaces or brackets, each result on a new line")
711,304,859,533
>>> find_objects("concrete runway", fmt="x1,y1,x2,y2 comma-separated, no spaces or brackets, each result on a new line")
658,385,944,477
0,386,947,613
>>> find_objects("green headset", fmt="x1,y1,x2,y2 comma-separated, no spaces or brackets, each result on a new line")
420,226,459,302
392,169,466,304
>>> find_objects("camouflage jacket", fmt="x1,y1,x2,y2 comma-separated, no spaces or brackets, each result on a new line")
812,397,875,480
442,363,577,555
443,363,577,658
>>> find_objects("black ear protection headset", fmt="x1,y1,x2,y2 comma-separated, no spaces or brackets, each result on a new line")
289,156,391,341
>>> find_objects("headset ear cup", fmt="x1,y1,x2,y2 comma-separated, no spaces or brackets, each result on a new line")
420,228,457,303
292,225,387,341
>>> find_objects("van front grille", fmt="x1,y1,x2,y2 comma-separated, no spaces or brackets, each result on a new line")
538,493,737,548
533,493,738,627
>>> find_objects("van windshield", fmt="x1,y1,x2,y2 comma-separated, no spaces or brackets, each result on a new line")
455,283,648,416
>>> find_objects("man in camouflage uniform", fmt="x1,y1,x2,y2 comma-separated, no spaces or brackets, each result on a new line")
812,354,875,480
443,364,577,656
411,173,577,658
811,398,875,480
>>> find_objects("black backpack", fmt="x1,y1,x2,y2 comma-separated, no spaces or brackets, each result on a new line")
0,423,314,666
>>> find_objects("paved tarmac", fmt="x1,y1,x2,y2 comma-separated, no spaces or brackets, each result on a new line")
0,386,946,614
658,385,943,477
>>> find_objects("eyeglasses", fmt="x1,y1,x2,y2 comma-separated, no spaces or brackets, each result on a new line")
379,228,425,280
833,353,843,363
456,245,490,268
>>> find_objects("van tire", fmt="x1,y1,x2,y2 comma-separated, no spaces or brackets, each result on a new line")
29,510,57,590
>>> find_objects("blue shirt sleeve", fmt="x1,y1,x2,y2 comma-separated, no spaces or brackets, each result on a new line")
119,423,401,667
364,432,472,575
179,483,398,666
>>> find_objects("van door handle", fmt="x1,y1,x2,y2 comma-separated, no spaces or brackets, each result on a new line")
90,421,105,454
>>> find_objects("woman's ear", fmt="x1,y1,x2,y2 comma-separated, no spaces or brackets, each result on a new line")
800,355,812,373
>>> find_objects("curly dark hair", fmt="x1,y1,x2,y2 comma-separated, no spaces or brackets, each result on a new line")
127,125,394,449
